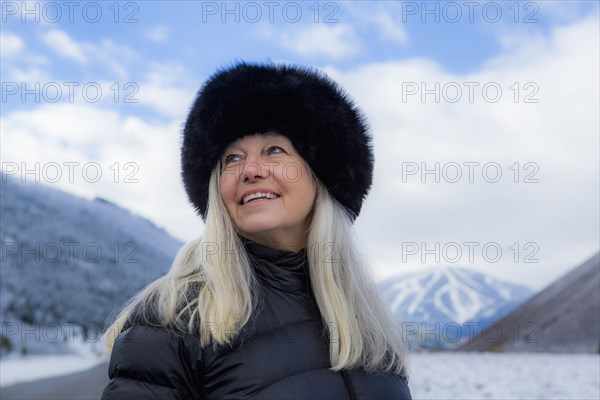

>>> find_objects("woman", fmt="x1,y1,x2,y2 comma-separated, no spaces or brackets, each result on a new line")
102,62,412,399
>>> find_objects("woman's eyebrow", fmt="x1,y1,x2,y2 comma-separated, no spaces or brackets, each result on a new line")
264,137,288,146
223,144,242,153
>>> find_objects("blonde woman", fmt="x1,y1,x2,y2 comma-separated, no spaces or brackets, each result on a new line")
101,62,412,399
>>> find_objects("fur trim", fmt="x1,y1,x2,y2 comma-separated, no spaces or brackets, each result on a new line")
181,61,373,221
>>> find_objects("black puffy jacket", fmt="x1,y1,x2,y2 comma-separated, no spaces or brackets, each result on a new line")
102,242,412,399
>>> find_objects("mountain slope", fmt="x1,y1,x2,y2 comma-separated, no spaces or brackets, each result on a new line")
0,174,184,355
379,267,532,350
459,252,600,353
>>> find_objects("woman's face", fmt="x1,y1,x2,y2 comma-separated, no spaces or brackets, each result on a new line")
219,132,317,251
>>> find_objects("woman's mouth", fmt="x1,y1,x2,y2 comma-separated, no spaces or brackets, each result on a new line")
240,192,281,205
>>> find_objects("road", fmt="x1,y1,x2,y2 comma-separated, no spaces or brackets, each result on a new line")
0,362,110,400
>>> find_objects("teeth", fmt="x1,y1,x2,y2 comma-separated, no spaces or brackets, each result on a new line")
243,192,280,205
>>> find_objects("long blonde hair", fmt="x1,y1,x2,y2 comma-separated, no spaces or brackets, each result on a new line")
104,165,407,375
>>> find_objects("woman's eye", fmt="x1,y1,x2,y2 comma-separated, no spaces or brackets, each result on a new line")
224,154,241,164
268,146,285,154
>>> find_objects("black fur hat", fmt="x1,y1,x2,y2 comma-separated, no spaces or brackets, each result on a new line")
181,61,374,221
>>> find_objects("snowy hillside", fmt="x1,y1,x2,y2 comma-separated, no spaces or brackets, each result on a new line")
379,267,532,350
0,174,184,357
461,252,600,353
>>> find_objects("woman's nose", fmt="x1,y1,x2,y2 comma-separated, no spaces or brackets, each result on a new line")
241,155,270,182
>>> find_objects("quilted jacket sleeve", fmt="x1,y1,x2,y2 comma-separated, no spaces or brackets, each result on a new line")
101,325,204,400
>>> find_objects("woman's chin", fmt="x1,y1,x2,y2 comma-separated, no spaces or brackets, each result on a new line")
237,222,282,239
236,205,282,222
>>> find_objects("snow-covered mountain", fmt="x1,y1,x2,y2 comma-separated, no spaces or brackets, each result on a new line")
379,267,532,350
0,174,184,356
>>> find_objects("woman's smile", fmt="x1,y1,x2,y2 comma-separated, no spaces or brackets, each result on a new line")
239,189,281,205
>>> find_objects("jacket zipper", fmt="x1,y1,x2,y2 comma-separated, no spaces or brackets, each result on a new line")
340,370,358,400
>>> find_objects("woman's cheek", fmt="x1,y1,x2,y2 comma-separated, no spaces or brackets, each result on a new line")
219,183,235,207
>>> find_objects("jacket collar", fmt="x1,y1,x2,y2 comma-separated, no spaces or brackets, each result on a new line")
242,239,309,294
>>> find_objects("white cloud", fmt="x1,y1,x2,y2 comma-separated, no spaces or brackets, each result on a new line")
535,1,599,22
326,15,599,290
1,57,202,241
41,30,88,64
143,25,169,43
0,32,51,84
274,24,361,60
341,2,409,46
1,103,198,241
135,62,198,119
39,30,139,79
0,32,24,58
0,33,49,85
3,66,52,84
373,11,408,45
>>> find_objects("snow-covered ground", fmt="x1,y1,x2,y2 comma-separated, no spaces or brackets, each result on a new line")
1,350,599,399
408,352,600,399
0,339,108,387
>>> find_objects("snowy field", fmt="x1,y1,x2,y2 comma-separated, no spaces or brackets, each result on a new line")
0,339,108,387
408,352,600,399
1,350,599,399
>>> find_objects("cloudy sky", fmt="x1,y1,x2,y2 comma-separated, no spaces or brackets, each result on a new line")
2,1,598,290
